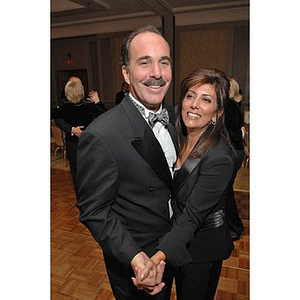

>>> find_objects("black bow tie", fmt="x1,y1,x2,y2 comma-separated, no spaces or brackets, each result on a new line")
130,97,169,128
148,108,169,128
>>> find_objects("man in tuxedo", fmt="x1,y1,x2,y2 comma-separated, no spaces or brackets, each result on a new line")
76,26,177,299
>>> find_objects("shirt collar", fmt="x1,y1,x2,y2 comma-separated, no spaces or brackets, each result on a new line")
129,93,162,118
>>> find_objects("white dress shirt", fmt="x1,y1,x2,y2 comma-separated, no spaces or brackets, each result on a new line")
129,94,177,178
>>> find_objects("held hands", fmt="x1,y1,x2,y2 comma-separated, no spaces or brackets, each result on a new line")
130,251,166,295
87,90,100,104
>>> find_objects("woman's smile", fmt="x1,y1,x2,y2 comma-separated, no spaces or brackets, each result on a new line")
186,112,201,119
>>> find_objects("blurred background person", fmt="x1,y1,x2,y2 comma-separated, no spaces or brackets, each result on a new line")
52,80,107,187
223,77,244,240
115,81,129,105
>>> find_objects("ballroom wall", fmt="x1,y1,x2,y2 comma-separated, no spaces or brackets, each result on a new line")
175,22,249,109
51,20,249,111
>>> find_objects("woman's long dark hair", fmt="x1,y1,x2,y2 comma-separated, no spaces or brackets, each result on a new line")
175,68,233,159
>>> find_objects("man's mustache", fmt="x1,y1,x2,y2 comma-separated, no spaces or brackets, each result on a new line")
142,79,167,86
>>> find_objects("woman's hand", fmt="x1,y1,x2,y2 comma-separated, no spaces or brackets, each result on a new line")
130,251,166,295
131,260,166,295
139,250,167,282
87,91,100,104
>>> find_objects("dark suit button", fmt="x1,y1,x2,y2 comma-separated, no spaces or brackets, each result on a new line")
148,187,154,192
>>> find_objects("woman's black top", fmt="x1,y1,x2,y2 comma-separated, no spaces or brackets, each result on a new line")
53,99,107,141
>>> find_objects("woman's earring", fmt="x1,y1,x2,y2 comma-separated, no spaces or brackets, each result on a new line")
211,120,216,125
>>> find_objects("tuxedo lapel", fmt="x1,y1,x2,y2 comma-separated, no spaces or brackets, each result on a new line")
122,97,173,190
172,157,201,197
132,131,172,190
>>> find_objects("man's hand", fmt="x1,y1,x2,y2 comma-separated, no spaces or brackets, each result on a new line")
130,252,166,295
131,252,155,282
139,250,167,283
72,126,84,137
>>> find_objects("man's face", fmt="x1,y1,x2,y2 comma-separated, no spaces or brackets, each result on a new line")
122,32,172,112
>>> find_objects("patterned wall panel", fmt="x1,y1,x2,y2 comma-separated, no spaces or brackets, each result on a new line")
232,26,249,108
178,27,230,84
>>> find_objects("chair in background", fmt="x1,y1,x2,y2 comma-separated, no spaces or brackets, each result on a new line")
51,125,67,167
51,135,56,153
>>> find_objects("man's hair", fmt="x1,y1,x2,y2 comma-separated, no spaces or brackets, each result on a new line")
120,25,170,68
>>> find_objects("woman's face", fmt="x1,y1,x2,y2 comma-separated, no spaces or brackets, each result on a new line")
181,83,219,136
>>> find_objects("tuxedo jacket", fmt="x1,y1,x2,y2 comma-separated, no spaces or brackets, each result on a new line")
157,137,235,268
76,95,177,266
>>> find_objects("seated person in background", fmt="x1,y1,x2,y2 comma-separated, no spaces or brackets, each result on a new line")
52,80,107,187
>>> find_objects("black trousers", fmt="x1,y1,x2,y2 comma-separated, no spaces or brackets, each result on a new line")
175,260,223,300
103,251,174,300
66,139,78,186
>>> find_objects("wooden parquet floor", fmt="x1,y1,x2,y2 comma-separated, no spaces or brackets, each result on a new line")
51,168,249,300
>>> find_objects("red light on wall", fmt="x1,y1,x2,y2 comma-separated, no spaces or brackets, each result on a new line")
67,53,73,65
